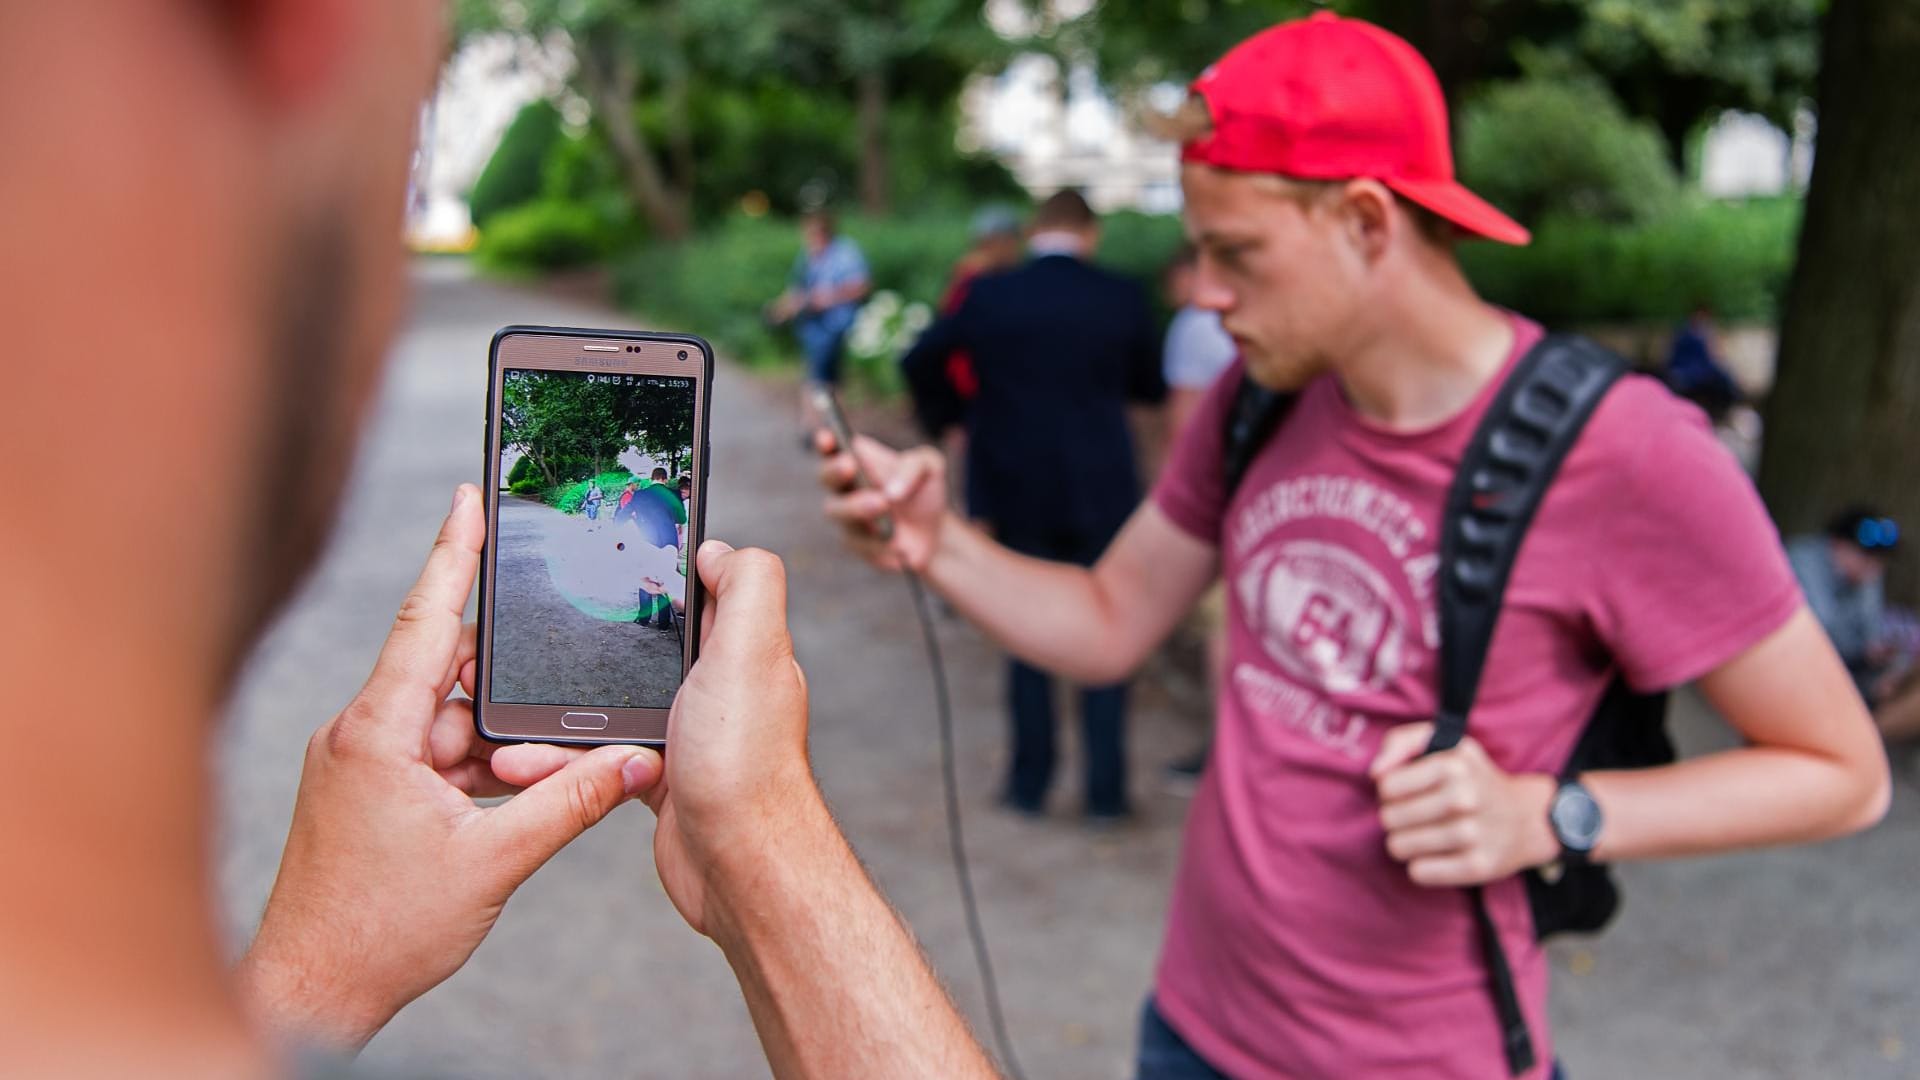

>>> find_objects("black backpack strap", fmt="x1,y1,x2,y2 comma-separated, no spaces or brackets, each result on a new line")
1428,334,1630,1077
1222,376,1296,497
1430,335,1629,753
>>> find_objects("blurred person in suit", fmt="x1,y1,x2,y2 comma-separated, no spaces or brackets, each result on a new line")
903,189,1165,822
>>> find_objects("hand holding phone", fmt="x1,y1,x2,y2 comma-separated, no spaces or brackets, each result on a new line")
813,399,953,575
809,386,892,541
241,485,661,1050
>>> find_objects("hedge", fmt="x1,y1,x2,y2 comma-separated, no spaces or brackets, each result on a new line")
586,198,1798,390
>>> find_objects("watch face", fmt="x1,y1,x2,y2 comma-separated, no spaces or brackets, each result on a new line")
1551,784,1604,852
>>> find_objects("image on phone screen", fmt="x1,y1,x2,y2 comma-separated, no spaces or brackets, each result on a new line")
489,368,697,711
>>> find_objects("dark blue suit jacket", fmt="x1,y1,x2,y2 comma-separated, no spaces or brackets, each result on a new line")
902,254,1165,544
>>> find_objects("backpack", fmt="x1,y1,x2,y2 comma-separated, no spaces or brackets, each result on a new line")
1221,334,1678,1076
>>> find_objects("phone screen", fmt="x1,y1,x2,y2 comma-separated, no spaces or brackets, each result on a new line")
488,367,698,712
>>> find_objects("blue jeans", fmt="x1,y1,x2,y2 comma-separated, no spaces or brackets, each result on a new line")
796,307,855,385
1134,997,1567,1079
1136,999,1227,1080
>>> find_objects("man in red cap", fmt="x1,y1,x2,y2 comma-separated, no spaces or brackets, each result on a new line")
823,12,1889,1078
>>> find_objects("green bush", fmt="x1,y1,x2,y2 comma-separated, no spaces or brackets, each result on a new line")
1459,78,1680,226
1095,211,1189,304
473,199,616,274
469,100,563,229
546,470,687,518
610,195,1795,394
505,454,537,488
613,210,1173,392
508,478,544,496
1461,197,1801,325
541,126,622,204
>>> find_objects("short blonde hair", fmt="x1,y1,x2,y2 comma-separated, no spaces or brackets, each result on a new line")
1147,94,1458,249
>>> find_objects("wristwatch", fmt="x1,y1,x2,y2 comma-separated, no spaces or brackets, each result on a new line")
1547,777,1604,865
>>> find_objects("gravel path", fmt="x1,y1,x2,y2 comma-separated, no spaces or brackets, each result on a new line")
487,494,683,710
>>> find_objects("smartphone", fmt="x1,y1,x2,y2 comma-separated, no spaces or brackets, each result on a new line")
809,384,893,541
476,326,714,746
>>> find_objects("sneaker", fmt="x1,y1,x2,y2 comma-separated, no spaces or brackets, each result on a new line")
996,791,1045,819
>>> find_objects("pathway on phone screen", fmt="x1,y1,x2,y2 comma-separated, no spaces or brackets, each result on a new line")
489,494,682,711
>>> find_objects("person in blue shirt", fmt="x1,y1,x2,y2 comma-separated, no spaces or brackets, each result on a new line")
1789,507,1920,739
769,208,871,429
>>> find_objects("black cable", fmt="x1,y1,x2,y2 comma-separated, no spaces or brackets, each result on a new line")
904,570,1029,1080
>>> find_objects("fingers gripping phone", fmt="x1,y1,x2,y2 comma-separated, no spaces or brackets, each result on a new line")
810,385,893,542
476,326,714,746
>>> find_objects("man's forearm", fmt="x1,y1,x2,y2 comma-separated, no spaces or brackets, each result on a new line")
707,796,1000,1080
234,932,393,1054
1581,610,1892,863
1586,746,1888,864
923,513,1141,684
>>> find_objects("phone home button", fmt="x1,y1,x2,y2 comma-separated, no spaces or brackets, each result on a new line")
561,711,611,731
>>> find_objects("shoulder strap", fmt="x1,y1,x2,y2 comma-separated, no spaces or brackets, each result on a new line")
1429,334,1629,753
1221,377,1295,497
1427,333,1630,1078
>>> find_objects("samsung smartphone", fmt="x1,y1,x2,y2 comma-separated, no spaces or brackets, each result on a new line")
476,326,714,746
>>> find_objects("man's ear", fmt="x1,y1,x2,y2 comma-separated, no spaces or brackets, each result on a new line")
1336,178,1396,264
217,0,356,107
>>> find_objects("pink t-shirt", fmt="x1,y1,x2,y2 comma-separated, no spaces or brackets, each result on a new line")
1149,315,1802,1078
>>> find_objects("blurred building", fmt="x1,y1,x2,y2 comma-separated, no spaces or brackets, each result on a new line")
1699,108,1817,199
960,54,1182,214
407,33,572,251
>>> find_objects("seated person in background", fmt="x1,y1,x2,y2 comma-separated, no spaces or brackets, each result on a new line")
1664,304,1742,422
1789,507,1920,738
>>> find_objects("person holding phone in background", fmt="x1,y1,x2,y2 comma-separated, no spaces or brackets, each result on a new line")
768,207,872,434
822,14,1888,1077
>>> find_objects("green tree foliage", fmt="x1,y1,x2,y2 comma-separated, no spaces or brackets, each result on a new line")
704,0,1006,214
1548,0,1823,165
468,99,563,228
456,0,1011,232
499,370,696,490
501,371,627,486
1457,77,1679,224
1051,0,1821,163
457,0,714,240
473,199,616,273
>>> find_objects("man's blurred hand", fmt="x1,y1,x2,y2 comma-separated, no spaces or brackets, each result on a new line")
237,484,660,1051
817,432,951,574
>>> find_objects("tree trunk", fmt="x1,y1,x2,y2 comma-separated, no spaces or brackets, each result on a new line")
664,65,697,206
1760,0,1920,603
856,68,890,216
577,40,691,243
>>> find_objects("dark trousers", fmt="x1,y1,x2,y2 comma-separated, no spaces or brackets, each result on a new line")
996,520,1130,817
1134,997,1569,1079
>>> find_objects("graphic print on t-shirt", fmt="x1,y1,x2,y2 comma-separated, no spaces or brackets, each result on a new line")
1226,473,1441,759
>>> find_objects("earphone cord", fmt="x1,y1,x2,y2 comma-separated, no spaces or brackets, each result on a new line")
903,569,1029,1080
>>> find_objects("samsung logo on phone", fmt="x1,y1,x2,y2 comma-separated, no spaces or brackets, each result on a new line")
578,355,623,369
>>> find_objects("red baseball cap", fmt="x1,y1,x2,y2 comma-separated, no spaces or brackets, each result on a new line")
1182,12,1530,246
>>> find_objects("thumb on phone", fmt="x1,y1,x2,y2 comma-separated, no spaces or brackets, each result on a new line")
472,745,661,887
